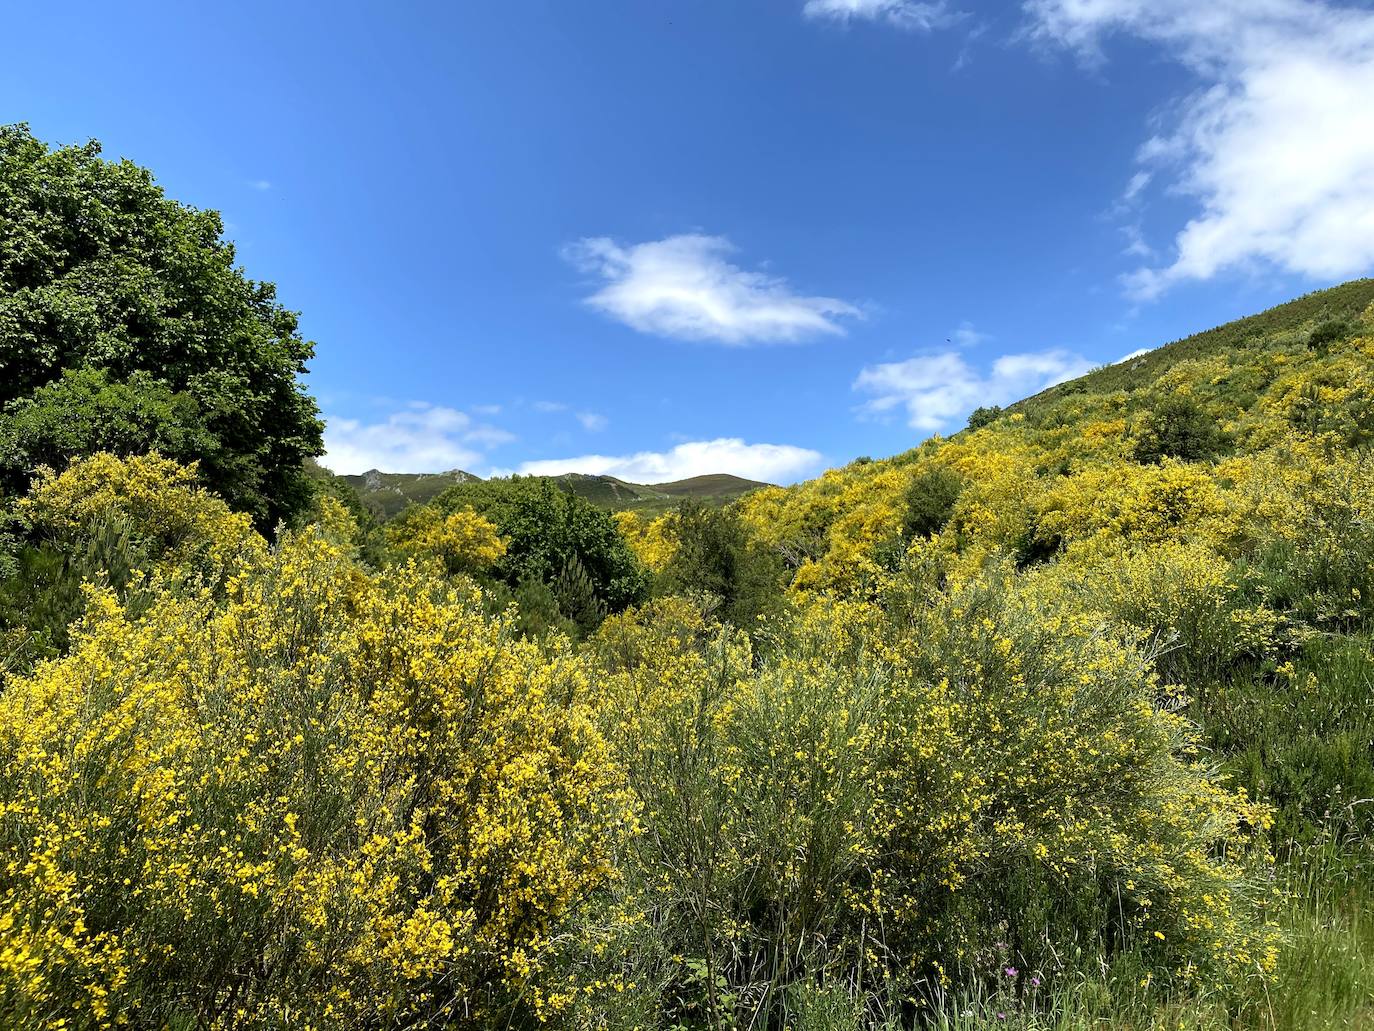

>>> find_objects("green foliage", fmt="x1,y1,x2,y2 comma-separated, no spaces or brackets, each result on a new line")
967,405,1003,430
0,124,322,528
552,551,607,635
655,500,786,633
1308,318,1351,349
903,464,964,539
417,475,649,626
1132,394,1229,464
0,508,151,663
0,368,217,481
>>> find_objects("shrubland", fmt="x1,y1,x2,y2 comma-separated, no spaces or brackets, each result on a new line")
1,127,1373,1028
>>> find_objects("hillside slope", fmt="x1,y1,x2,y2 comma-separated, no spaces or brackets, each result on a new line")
738,278,1374,593
335,466,768,521
1013,277,1374,416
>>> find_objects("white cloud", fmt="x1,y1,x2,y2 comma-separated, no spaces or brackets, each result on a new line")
576,411,609,432
1025,0,1374,298
804,0,958,30
565,234,860,345
323,403,513,475
248,179,272,191
533,400,567,413
854,348,1092,430
516,438,823,485
951,320,988,347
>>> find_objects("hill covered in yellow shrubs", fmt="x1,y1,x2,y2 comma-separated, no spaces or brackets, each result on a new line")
2,282,1374,1030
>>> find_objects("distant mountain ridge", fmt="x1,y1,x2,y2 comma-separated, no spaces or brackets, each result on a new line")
336,468,769,521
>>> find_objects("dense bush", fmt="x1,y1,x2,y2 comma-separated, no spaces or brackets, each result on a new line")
385,505,506,578
654,500,785,634
413,476,649,630
902,464,963,539
1132,394,1229,464
0,453,258,665
0,510,630,1027
967,405,1003,431
1308,319,1350,349
584,572,1276,1028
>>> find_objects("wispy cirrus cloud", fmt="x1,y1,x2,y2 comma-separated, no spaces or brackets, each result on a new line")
803,0,959,31
322,403,514,474
854,348,1091,430
515,438,823,485
565,233,860,345
1025,0,1374,299
533,400,608,432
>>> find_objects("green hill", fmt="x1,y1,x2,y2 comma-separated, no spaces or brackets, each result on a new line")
332,466,768,522
335,468,481,521
1012,277,1374,417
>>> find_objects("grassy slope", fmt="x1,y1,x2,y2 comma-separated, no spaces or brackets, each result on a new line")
1012,278,1374,417
334,467,769,522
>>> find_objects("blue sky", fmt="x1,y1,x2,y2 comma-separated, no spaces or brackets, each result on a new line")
6,0,1374,482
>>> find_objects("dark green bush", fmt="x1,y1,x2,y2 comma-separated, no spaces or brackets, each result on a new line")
902,465,963,539
656,501,785,634
1309,319,1351,349
967,405,1003,431
1132,395,1229,464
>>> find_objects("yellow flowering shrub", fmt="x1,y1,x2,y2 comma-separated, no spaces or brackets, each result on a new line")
0,517,630,1028
18,452,261,577
584,574,1276,1026
384,504,507,576
1036,540,1280,683
613,510,678,572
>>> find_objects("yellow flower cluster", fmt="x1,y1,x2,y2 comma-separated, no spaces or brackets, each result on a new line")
19,451,261,577
0,509,630,1028
612,511,678,572
385,504,507,577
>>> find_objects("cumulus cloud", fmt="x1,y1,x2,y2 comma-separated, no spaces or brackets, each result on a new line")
565,234,860,345
323,403,514,475
516,438,823,485
803,0,958,30
854,348,1091,430
1025,0,1374,298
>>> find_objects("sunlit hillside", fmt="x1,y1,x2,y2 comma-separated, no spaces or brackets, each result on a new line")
4,125,1374,1031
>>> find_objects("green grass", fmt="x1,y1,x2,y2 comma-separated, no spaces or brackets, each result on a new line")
1010,278,1374,418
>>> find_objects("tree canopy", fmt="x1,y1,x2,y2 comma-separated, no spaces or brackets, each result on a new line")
417,476,650,622
0,124,322,528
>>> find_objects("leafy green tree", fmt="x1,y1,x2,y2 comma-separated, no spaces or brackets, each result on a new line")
656,501,785,633
966,405,1003,430
1132,394,1229,464
419,476,649,622
0,368,217,479
0,124,322,528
